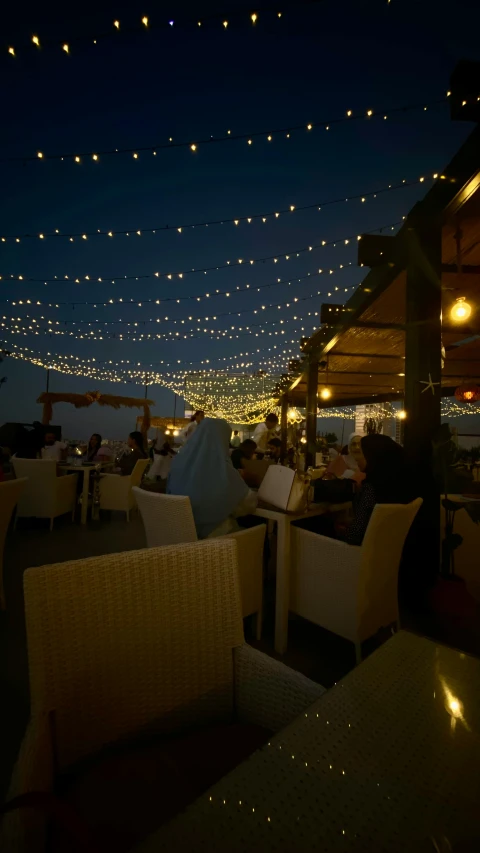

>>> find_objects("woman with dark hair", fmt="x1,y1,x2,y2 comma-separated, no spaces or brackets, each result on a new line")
115,431,148,476
85,433,102,462
295,434,414,545
343,434,412,545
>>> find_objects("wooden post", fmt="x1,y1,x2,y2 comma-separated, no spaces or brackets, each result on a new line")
403,224,442,587
46,368,50,392
305,358,318,469
173,393,177,426
280,394,288,461
144,374,148,399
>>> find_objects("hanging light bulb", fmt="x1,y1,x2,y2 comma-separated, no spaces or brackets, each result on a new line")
450,297,472,323
320,388,332,400
397,410,407,420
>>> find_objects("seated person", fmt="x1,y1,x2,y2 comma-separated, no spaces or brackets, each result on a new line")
114,431,148,476
168,418,257,539
41,431,67,462
297,434,414,546
266,437,282,462
231,438,257,471
325,432,365,485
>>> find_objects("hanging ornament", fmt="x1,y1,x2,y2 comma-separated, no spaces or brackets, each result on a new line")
454,383,480,403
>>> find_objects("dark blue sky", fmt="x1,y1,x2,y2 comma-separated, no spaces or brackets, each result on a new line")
1,0,479,438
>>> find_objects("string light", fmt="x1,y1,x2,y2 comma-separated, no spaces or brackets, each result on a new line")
62,44,69,54
6,3,308,58
0,174,435,242
4,267,355,317
6,98,448,164
32,35,40,47
1,221,402,284
450,297,472,323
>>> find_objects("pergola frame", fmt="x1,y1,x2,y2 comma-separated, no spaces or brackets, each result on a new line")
277,75,480,576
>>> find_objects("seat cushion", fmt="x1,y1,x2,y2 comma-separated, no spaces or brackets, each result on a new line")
50,722,271,853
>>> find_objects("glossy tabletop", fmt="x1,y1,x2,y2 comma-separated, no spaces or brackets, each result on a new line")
135,631,480,853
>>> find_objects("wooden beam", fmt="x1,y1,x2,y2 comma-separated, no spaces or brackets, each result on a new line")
404,223,442,579
441,264,480,275
280,394,288,461
331,351,404,360
305,359,318,468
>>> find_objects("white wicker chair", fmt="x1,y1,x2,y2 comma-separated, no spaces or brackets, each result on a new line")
0,477,28,609
1,540,324,853
132,488,264,637
11,459,78,531
99,458,150,521
290,499,423,663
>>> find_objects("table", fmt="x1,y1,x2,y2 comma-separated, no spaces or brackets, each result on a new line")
135,632,480,853
59,462,113,524
254,501,349,654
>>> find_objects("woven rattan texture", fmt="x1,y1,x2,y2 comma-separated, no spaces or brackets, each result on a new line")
234,645,325,733
136,632,480,853
133,489,198,546
23,540,244,770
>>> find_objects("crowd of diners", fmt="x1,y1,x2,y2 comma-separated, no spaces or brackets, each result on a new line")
2,413,416,545
163,414,417,545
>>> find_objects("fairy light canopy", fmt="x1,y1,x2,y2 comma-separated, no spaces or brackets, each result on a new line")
183,372,282,424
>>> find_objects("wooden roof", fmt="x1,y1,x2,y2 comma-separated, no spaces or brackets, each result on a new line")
287,124,480,407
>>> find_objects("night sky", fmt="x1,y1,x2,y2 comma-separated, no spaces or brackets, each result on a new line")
1,0,480,440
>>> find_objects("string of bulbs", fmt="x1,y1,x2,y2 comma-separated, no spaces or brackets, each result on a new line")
4,340,480,420
5,100,448,165
0,222,401,286
0,174,440,243
1,338,300,375
5,276,356,329
4,264,354,315
5,2,322,59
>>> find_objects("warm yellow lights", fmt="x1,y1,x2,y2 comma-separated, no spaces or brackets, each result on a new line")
133,152,138,159
39,234,44,239
62,43,69,53
8,46,15,56
74,156,80,163
251,13,258,24
307,123,313,130
450,297,472,324
141,16,148,27
346,110,352,117
92,154,98,161
366,109,373,116
247,139,252,145
190,143,197,152
32,35,40,47
397,410,407,420
37,151,43,159
267,135,272,141
320,388,332,400
223,20,228,28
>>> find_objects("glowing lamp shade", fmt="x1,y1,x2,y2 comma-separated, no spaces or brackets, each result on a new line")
450,297,472,323
320,388,332,400
454,384,480,403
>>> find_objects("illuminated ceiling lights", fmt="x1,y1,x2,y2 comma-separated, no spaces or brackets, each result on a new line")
4,100,448,164
0,173,434,241
449,297,472,323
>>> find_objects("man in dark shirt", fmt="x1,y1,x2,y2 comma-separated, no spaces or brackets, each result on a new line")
231,438,257,471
